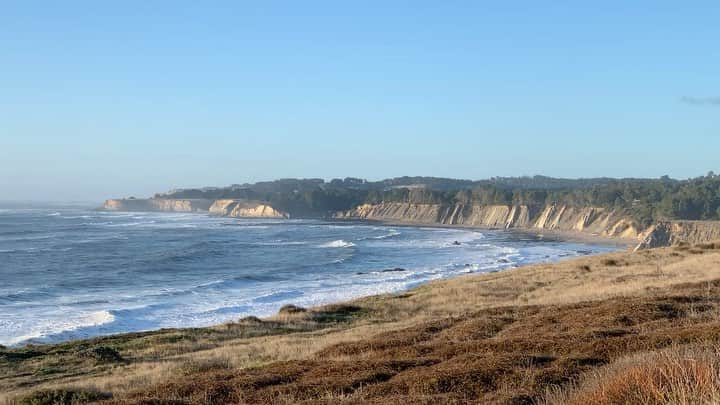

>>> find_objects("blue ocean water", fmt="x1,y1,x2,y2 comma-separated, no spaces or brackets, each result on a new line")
0,205,618,346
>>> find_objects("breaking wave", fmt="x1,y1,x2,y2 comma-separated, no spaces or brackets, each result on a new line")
319,239,356,248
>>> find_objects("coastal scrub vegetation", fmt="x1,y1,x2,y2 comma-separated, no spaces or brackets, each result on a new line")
16,388,111,405
158,173,720,226
4,243,720,403
545,346,720,405
95,271,720,404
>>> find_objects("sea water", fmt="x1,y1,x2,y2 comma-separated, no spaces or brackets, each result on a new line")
0,205,617,346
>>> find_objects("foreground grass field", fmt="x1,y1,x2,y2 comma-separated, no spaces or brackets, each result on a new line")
3,242,720,404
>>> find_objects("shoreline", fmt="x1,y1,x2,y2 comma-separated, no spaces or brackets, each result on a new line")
0,209,631,349
3,215,630,347
96,207,640,248
4,243,720,401
335,217,638,248
3,221,624,348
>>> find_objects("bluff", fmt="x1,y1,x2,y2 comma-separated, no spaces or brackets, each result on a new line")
634,221,720,250
102,198,214,212
334,202,642,239
102,197,720,248
334,202,720,249
208,199,289,219
101,198,288,219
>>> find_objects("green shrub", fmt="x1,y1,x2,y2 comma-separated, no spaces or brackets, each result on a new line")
17,388,110,405
79,346,123,363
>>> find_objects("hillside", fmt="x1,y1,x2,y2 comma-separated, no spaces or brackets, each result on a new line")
102,174,720,249
3,243,720,403
152,174,720,226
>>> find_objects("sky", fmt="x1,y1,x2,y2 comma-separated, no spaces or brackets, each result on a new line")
1,1,719,201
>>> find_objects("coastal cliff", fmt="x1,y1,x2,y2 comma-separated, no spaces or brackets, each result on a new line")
336,202,720,248
335,202,720,249
635,221,720,250
102,198,288,219
335,202,642,239
101,198,720,247
102,198,214,212
208,199,289,219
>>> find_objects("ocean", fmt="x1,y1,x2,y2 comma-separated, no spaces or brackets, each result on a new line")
0,205,618,346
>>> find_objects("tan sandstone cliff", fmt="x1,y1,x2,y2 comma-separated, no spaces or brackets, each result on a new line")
208,199,289,219
102,198,720,247
336,202,720,248
335,202,641,238
102,198,214,212
102,198,288,219
634,221,720,250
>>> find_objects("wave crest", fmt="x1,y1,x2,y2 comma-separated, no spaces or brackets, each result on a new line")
319,239,356,248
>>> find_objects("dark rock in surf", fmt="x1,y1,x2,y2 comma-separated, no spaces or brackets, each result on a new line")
381,267,406,272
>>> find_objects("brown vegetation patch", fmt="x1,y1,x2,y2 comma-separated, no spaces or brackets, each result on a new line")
16,388,111,405
697,241,720,250
547,346,720,405
79,346,124,363
5,245,720,403
278,304,307,315
106,280,720,404
601,258,621,266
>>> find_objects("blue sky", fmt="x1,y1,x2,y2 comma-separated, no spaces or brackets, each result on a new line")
1,1,718,201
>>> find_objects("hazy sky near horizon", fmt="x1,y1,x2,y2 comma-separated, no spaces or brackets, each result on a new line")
1,1,719,201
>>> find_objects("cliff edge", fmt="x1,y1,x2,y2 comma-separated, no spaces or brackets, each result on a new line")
635,221,720,250
101,198,720,248
335,202,720,249
335,202,641,238
208,199,289,219
101,198,288,219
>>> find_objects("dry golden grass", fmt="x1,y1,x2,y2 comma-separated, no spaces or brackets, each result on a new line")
108,278,720,404
357,243,720,321
546,345,720,405
3,242,720,403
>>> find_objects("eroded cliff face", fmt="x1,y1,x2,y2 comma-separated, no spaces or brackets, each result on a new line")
102,198,720,247
102,198,213,212
208,199,289,219
102,198,288,219
335,202,642,239
337,202,720,248
635,221,720,250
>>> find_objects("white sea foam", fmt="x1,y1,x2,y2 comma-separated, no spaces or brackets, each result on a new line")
5,310,116,346
107,221,157,227
319,239,356,248
0,210,619,346
373,229,401,239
